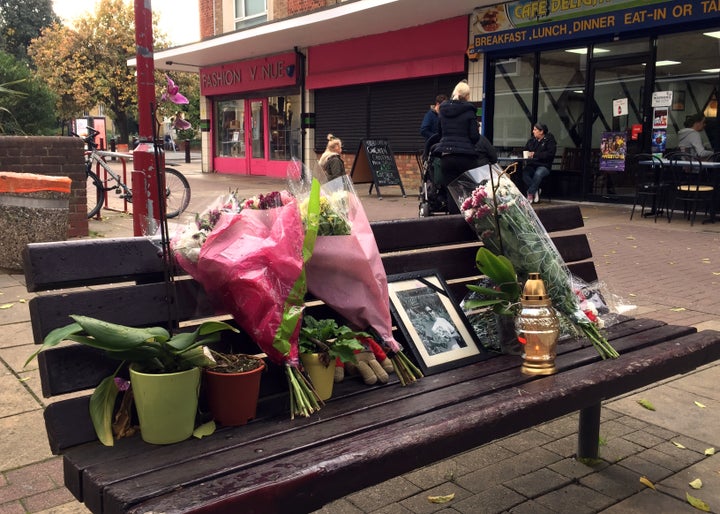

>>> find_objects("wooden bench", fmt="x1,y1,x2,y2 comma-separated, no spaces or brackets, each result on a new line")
22,204,720,514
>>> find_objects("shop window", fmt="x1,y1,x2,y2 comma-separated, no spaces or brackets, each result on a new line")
655,31,720,153
269,94,301,160
491,55,536,151
216,99,245,158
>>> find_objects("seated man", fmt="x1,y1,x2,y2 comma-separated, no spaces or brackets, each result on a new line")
522,122,557,203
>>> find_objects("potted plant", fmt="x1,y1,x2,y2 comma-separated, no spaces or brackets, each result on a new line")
203,351,265,426
25,315,238,446
464,247,523,354
298,316,366,400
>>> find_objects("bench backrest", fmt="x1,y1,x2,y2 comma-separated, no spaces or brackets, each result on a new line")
23,204,595,453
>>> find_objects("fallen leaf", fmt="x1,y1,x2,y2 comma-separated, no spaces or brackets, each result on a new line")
428,493,455,504
705,448,715,456
0,303,13,309
695,401,707,408
673,441,687,449
689,478,703,489
639,476,656,490
671,307,687,312
637,399,656,411
686,492,710,511
19,299,26,303
629,293,637,297
713,272,720,276
626,236,635,240
193,420,216,439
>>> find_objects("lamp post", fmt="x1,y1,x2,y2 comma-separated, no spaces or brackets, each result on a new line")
132,0,164,236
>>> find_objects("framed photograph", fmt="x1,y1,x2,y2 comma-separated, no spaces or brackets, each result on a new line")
387,270,486,375
672,91,685,111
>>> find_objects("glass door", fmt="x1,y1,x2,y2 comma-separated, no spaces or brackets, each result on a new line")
248,99,266,160
585,56,651,200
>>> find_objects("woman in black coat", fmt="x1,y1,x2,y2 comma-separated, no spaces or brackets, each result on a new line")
434,80,480,213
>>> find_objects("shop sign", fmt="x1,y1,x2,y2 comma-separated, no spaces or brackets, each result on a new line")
200,52,299,96
468,0,720,55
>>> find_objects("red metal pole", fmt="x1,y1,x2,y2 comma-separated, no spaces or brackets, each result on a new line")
132,0,165,236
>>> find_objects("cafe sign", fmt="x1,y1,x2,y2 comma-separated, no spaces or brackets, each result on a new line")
468,0,720,55
200,51,300,96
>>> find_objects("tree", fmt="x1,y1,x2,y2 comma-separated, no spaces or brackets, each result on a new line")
29,0,171,143
0,0,59,63
0,50,57,134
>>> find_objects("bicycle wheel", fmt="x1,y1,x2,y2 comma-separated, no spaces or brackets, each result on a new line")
87,169,104,219
163,168,191,218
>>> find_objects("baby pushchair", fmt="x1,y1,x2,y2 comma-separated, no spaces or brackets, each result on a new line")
417,134,449,217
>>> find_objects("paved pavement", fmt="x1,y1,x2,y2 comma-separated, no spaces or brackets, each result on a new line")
2,152,720,513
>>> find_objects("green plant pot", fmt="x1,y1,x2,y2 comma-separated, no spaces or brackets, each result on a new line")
300,353,336,401
203,359,265,426
129,365,200,444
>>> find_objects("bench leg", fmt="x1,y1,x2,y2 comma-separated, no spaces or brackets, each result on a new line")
577,403,601,459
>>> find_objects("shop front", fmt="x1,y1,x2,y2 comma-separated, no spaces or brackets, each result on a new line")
471,0,720,202
201,51,303,176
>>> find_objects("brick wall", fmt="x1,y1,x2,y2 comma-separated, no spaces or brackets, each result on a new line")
286,0,333,16
0,136,88,237
199,0,222,39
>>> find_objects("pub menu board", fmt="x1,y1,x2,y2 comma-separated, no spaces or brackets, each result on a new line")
350,139,406,198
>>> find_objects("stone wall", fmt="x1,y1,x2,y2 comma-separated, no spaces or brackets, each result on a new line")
0,136,88,238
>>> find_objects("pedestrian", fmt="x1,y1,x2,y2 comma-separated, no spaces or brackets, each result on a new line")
476,130,498,167
420,94,448,142
522,122,557,204
318,134,345,181
434,80,481,213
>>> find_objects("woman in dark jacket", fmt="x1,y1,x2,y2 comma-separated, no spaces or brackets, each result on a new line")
522,122,557,203
434,80,480,213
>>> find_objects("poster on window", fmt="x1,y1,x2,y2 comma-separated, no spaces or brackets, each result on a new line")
599,132,626,172
652,108,668,129
651,129,667,156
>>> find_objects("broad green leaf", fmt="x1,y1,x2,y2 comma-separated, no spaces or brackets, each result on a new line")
689,478,703,489
428,493,455,504
686,492,710,511
72,315,170,348
24,322,83,367
673,441,687,449
89,374,120,446
637,399,656,411
181,346,217,367
639,476,656,490
193,420,216,439
197,320,239,337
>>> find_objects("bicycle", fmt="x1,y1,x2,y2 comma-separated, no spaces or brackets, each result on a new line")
73,127,191,219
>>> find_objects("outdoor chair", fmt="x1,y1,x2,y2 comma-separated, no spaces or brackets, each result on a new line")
629,153,667,222
666,152,713,226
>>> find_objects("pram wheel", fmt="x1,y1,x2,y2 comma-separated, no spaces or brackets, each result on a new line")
419,201,432,217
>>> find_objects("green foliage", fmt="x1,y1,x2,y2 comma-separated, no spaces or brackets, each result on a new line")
299,316,366,365
0,50,57,134
0,0,59,63
465,247,522,316
25,314,238,446
28,0,173,143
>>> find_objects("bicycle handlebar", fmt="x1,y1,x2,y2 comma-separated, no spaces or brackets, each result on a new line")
70,126,100,149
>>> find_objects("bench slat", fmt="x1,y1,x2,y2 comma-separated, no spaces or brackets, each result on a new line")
104,327,719,514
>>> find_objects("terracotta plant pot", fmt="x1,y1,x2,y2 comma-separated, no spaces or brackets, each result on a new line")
129,365,201,445
300,353,336,401
203,354,265,426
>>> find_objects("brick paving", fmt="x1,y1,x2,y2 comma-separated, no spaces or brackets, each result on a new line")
2,159,720,513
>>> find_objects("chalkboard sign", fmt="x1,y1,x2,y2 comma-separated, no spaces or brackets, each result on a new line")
350,139,406,198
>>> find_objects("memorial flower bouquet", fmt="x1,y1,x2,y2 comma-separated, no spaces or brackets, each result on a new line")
295,173,423,385
448,164,619,359
172,182,324,418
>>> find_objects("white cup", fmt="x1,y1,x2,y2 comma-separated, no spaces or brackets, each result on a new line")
523,150,531,159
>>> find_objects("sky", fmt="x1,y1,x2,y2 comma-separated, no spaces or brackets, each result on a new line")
52,0,200,46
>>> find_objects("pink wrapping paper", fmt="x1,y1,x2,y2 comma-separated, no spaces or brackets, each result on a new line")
305,194,401,354
184,198,305,366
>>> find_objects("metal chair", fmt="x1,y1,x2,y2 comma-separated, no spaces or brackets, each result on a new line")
666,152,714,226
630,153,667,222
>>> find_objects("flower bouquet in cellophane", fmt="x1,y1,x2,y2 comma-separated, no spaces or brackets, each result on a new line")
447,164,619,359
293,169,423,385
171,182,324,418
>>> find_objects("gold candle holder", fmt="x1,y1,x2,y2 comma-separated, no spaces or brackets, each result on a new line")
518,273,559,375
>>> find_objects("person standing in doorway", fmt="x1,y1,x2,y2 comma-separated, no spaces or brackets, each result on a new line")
522,122,557,204
434,81,480,213
319,134,345,181
420,94,448,142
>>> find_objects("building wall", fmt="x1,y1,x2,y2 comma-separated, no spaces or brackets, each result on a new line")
199,0,223,39
0,137,89,238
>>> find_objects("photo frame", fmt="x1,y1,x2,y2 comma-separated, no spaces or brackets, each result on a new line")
387,270,486,375
672,91,685,111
